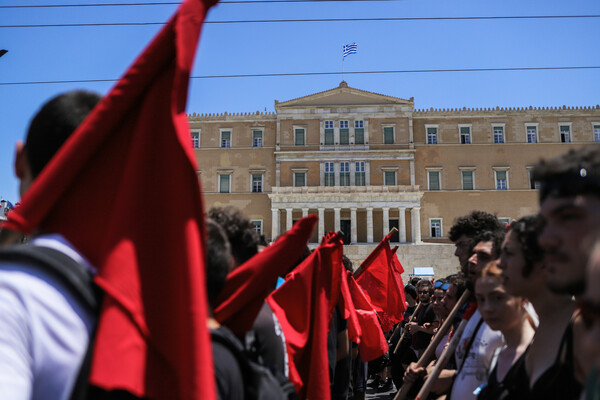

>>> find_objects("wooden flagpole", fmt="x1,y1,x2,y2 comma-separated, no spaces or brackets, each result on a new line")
391,301,423,354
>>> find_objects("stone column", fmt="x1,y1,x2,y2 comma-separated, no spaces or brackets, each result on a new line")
302,207,309,218
351,208,358,243
367,207,374,243
398,207,407,243
286,208,293,232
318,208,325,240
382,207,390,238
334,207,341,233
271,209,279,240
411,207,422,244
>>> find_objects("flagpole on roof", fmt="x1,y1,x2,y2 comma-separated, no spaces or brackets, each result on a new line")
342,44,345,81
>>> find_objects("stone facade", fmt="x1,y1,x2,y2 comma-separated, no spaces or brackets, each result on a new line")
189,81,600,277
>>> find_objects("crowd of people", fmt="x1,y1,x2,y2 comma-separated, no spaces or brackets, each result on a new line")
0,88,599,400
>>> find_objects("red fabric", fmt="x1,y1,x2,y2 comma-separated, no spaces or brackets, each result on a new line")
340,270,388,362
266,232,344,400
3,0,218,398
355,233,406,332
214,215,317,336
463,300,478,320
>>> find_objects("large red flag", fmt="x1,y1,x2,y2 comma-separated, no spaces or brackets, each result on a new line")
3,0,218,398
266,232,344,400
339,270,388,362
214,215,317,336
355,233,406,332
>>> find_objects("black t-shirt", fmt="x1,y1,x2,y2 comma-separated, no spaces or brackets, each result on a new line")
249,302,287,376
212,327,245,400
412,303,436,351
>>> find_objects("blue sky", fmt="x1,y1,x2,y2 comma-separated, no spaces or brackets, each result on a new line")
1,0,599,203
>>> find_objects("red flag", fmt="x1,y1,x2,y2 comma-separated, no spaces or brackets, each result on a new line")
266,232,344,400
355,233,406,332
4,0,218,398
214,215,317,336
339,270,388,362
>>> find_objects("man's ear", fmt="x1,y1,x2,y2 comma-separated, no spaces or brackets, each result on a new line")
14,141,28,180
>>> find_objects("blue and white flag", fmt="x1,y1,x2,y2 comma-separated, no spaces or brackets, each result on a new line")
343,43,357,57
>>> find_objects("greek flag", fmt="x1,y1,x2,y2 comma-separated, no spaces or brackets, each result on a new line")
343,43,357,57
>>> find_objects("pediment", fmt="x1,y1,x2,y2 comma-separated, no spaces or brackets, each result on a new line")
275,81,413,109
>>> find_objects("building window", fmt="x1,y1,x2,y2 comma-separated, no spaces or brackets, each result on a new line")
191,130,200,148
527,169,540,190
340,162,350,186
252,130,263,148
526,125,538,143
355,162,366,186
459,125,471,144
251,174,263,193
426,126,438,145
461,170,474,190
294,172,306,187
324,162,335,186
251,220,263,235
383,126,394,144
594,124,600,142
384,171,396,186
295,128,306,146
495,170,508,190
427,171,440,190
498,217,511,226
220,130,231,148
493,126,505,144
430,219,442,238
219,174,231,193
560,124,572,143
355,120,365,144
324,121,334,145
340,121,350,145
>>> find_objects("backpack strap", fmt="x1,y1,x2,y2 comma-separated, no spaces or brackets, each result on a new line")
0,244,102,400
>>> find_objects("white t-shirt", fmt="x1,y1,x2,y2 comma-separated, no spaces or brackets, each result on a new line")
0,235,96,400
450,310,503,400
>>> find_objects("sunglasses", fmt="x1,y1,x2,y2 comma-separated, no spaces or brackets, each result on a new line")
418,290,430,294
434,281,450,291
579,300,600,329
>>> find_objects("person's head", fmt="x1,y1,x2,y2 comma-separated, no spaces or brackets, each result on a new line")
449,211,506,274
498,215,545,297
467,227,506,283
205,218,233,311
15,90,102,197
404,284,418,304
208,206,261,268
432,279,448,317
475,261,529,333
410,276,421,287
533,145,600,296
442,274,468,315
582,238,600,366
416,279,433,303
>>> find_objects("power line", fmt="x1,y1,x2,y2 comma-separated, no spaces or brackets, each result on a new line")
1,66,599,86
0,0,406,8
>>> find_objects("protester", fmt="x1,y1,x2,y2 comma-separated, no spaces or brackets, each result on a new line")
497,215,589,399
583,238,600,399
408,280,437,357
330,255,352,400
474,261,535,400
0,91,102,399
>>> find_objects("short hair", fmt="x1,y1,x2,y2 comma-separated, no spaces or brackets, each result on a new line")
508,215,545,277
208,206,260,267
410,277,421,286
417,279,433,292
449,210,506,242
446,274,468,300
480,260,504,281
533,145,600,202
205,218,232,309
471,224,507,260
26,90,101,177
404,284,418,300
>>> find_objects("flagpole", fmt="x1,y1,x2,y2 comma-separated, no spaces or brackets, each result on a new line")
342,47,345,81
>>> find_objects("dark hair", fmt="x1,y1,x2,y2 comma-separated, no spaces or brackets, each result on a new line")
508,215,545,277
404,284,418,300
205,218,232,309
26,90,101,177
417,279,433,292
449,210,506,242
471,226,507,260
208,206,260,267
447,274,468,300
533,145,600,202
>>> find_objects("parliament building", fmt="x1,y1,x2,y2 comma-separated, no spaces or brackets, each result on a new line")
189,82,600,275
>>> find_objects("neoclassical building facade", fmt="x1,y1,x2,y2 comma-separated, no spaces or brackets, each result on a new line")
189,82,600,274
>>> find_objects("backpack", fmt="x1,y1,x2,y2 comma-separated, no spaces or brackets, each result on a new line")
0,244,102,400
211,327,298,400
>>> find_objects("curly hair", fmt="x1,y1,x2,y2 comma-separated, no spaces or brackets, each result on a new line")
449,210,506,242
446,274,468,300
471,225,507,260
508,215,545,278
208,206,260,267
532,145,600,202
